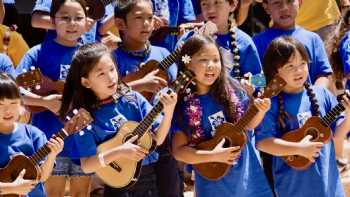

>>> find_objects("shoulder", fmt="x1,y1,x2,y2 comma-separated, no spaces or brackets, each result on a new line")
295,26,322,42
236,28,255,46
150,45,170,56
18,123,45,140
0,53,12,65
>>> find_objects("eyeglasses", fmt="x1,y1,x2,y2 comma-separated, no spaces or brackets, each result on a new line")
280,62,307,72
55,16,86,23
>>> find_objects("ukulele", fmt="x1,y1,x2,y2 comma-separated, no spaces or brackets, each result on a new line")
0,108,93,197
16,68,65,113
95,70,195,189
85,0,115,20
281,93,350,170
122,21,217,101
193,75,286,180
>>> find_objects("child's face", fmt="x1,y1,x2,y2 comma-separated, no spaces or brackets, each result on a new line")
81,54,119,100
200,0,236,29
117,1,154,44
53,1,87,43
0,98,21,127
264,0,300,29
186,43,222,93
277,50,308,92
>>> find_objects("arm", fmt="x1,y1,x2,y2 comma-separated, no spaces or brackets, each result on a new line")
246,98,271,129
314,76,331,89
31,11,55,30
39,137,64,181
333,94,350,158
98,15,115,35
0,0,4,24
0,170,37,195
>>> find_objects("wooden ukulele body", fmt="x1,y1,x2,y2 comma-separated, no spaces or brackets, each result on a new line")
95,121,157,188
281,116,332,169
122,60,169,101
193,122,247,180
0,155,40,197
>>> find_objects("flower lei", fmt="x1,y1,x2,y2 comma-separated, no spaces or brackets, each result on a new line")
185,86,244,146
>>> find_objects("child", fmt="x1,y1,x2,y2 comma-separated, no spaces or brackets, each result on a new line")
171,35,273,197
253,0,332,87
255,36,350,197
59,42,177,197
0,73,64,196
113,1,180,195
15,0,92,196
180,0,261,79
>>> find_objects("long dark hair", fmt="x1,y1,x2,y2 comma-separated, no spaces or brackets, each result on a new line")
0,73,20,100
59,43,119,119
176,35,245,132
50,0,87,18
263,36,320,131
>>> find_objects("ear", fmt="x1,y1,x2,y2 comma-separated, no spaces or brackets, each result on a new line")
229,0,238,12
81,77,91,89
115,18,127,31
262,1,271,15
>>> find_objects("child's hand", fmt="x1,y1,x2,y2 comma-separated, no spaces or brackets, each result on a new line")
340,91,350,116
101,32,121,50
47,136,64,159
240,78,255,97
160,90,177,116
297,135,324,162
1,169,38,195
153,16,168,30
254,98,271,114
211,138,241,165
42,94,62,115
117,135,149,162
139,69,168,93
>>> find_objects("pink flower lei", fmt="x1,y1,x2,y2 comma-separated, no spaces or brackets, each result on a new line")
185,86,244,146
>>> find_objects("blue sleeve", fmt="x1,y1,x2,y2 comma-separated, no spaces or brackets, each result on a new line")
312,35,333,78
240,41,262,75
28,125,48,153
32,0,52,13
71,127,99,158
15,45,40,76
340,35,350,76
255,106,278,143
252,34,265,63
160,48,178,82
178,0,196,24
0,54,15,77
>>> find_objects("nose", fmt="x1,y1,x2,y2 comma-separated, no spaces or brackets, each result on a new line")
206,62,215,70
280,1,289,10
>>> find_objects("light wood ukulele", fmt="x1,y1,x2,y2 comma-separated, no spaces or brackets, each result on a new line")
95,70,195,189
193,76,287,180
0,108,93,197
281,93,350,170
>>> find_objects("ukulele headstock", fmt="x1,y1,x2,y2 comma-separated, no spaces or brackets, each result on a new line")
64,108,93,136
16,67,42,90
262,75,287,98
172,69,195,94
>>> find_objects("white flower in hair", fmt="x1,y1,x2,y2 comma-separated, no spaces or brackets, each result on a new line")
182,54,191,64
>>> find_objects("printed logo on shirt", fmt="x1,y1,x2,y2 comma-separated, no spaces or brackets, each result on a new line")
110,114,128,130
59,64,71,80
297,111,312,127
208,111,226,136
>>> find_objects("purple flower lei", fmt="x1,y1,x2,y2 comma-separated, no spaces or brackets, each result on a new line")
185,86,244,146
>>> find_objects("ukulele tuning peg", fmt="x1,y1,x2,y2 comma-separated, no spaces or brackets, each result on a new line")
191,81,196,85
30,66,35,71
35,84,41,90
66,116,71,121
86,125,92,130
185,88,191,94
22,69,27,73
79,130,85,136
73,109,78,115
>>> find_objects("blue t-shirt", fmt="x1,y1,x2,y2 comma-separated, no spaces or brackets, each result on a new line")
255,86,344,197
172,89,273,197
0,53,15,77
32,0,115,44
339,31,350,89
253,26,332,84
0,123,47,197
71,91,161,166
178,27,262,77
15,39,80,157
114,45,178,83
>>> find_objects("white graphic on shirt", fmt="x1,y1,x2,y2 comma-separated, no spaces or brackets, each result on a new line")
59,64,71,80
110,114,128,130
297,111,312,127
208,111,226,136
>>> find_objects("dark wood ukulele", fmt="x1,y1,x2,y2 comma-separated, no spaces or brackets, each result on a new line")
0,108,93,197
193,76,287,180
95,70,195,188
85,0,115,20
16,68,65,113
281,93,350,170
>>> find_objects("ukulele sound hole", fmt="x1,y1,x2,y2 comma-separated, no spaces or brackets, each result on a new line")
222,137,232,148
305,127,320,141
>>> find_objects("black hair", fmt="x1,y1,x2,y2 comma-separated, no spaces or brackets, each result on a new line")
114,0,152,20
0,73,20,100
50,0,87,18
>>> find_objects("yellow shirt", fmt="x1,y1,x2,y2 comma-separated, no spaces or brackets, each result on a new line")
296,0,340,31
0,24,29,67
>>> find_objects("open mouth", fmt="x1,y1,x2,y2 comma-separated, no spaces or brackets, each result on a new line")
205,73,216,79
108,82,117,89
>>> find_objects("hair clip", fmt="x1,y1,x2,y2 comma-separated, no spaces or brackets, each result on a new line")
182,54,191,64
